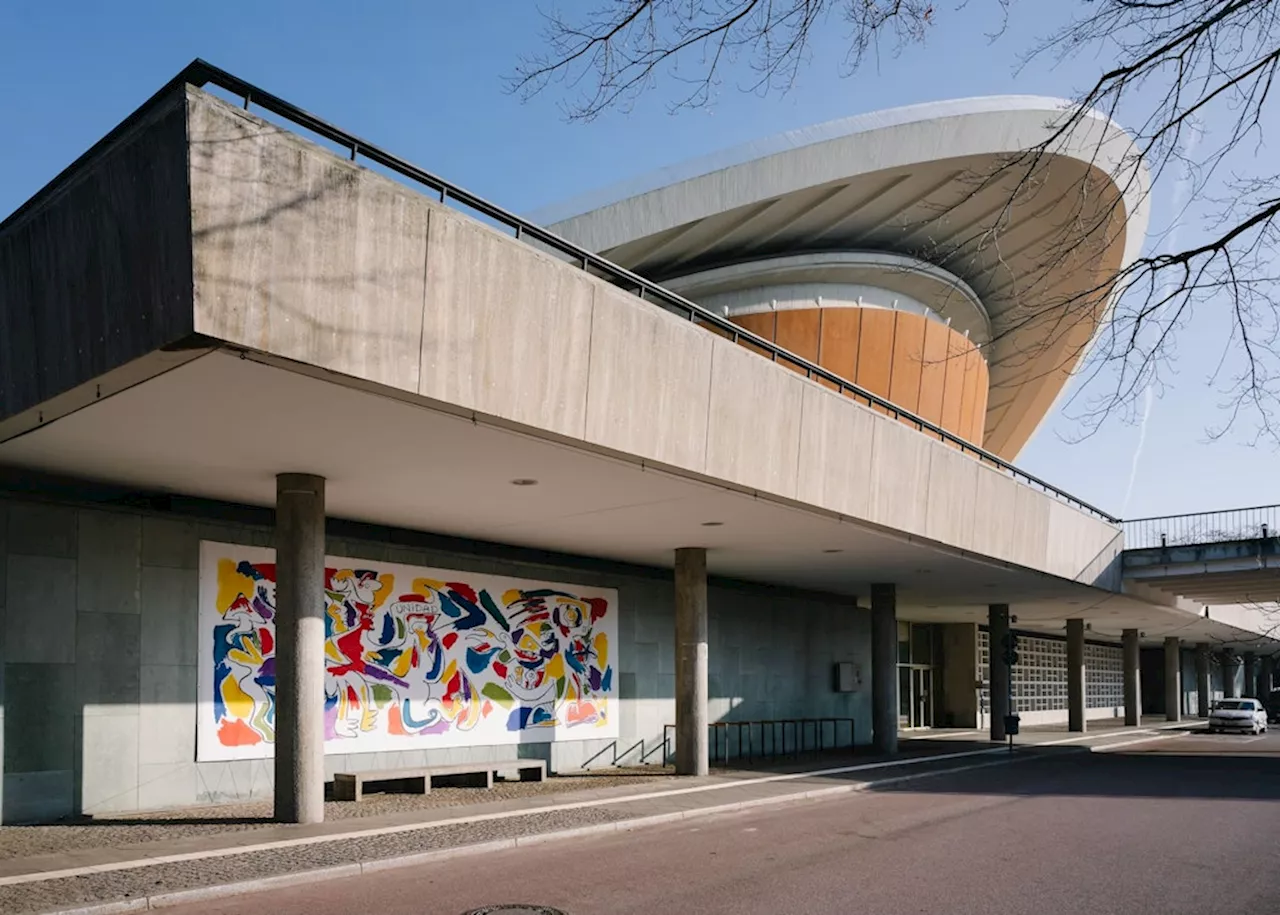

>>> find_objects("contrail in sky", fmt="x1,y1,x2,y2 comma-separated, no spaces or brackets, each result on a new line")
1121,125,1200,517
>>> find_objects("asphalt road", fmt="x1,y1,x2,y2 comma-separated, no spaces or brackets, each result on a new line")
166,729,1280,915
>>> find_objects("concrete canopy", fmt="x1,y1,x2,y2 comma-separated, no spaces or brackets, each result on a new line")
0,68,1255,653
537,97,1151,461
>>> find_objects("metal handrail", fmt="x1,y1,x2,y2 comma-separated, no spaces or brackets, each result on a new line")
1123,504,1280,550
1,58,1119,525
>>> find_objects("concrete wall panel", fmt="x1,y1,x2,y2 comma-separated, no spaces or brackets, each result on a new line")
704,338,804,496
0,92,194,423
81,713,140,815
867,418,931,536
7,502,77,559
585,284,714,470
77,511,141,615
1046,499,1123,586
972,464,1024,567
420,205,594,439
795,384,875,518
6,555,77,664
188,91,428,395
923,445,980,550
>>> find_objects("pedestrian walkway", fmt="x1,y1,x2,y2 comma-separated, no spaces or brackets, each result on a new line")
0,724,1189,915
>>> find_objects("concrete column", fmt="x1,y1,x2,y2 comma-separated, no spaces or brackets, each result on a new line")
1261,656,1275,698
1222,651,1239,698
1196,644,1211,718
1066,619,1086,732
989,605,1010,742
871,583,898,755
274,473,327,825
674,547,709,776
1122,629,1141,726
1243,652,1258,698
1163,637,1181,722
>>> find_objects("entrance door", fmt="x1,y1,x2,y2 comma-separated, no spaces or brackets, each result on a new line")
911,668,934,729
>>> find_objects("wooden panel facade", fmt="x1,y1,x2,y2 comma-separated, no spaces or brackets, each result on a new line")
730,306,988,446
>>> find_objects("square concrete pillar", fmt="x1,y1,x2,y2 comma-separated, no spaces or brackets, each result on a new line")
1164,637,1181,722
988,605,1010,742
1261,656,1275,698
274,473,326,825
1067,619,1086,733
1122,629,1141,726
1221,651,1239,698
870,583,897,755
1243,652,1257,698
674,547,708,776
1196,643,1211,718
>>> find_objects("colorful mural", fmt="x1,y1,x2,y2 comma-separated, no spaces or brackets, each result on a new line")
197,542,618,761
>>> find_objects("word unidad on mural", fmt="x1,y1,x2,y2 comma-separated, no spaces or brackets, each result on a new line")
197,542,618,762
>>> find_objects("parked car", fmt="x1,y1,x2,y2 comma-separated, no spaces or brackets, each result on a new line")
1208,698,1269,734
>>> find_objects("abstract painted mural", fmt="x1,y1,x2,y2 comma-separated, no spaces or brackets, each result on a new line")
197,542,618,761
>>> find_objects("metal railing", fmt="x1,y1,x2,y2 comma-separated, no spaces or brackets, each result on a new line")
1123,505,1280,549
1,58,1118,524
664,717,856,767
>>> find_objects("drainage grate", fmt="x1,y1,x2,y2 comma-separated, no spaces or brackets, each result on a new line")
460,907,569,915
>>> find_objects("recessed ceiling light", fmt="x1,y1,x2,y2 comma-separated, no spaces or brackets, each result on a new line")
701,521,724,527
510,478,539,486
823,548,844,554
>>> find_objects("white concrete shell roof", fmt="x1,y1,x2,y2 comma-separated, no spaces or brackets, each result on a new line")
536,96,1151,460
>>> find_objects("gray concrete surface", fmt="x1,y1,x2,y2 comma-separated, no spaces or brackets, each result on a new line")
1123,628,1141,725
989,604,1009,741
673,548,708,777
273,474,327,824
1067,618,1085,732
1165,637,1181,722
137,727,1280,915
870,584,896,755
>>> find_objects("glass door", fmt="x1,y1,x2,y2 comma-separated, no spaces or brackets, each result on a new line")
912,667,934,729
899,667,911,729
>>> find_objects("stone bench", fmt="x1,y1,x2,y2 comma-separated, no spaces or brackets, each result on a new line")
332,759,547,802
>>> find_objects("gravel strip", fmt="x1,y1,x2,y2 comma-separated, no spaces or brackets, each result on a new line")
0,768,671,860
0,806,631,914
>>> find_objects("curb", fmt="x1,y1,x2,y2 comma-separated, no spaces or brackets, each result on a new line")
39,750,1053,915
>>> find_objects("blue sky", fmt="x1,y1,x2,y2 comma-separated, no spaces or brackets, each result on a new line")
2,1,1275,520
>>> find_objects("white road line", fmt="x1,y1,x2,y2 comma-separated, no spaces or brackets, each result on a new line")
0,746,1014,889
1091,732,1186,752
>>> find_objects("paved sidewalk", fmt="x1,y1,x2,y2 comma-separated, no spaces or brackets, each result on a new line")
0,725,1189,915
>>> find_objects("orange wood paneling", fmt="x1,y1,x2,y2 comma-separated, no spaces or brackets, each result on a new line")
728,306,989,444
775,309,821,362
968,356,990,444
735,312,777,342
818,309,861,382
856,310,897,415
941,331,967,438
958,349,982,444
887,312,926,415
917,319,950,426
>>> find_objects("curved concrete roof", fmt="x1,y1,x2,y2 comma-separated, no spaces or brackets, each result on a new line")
536,96,1150,460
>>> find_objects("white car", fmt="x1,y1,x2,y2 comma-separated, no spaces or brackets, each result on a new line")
1208,698,1269,734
